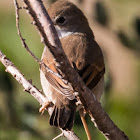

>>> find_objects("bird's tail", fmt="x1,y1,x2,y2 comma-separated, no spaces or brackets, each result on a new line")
49,100,76,130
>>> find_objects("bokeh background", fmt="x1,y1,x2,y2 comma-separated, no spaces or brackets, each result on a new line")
0,0,140,140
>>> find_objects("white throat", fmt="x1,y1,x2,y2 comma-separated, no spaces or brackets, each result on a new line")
55,27,74,39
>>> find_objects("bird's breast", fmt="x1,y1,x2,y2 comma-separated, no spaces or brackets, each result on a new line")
40,70,57,104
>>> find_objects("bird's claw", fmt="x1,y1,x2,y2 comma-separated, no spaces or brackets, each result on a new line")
39,101,50,115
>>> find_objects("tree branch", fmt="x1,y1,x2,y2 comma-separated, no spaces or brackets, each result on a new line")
20,0,129,140
0,50,45,105
0,50,80,140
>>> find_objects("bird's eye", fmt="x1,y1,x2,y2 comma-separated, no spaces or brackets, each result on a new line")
56,16,66,25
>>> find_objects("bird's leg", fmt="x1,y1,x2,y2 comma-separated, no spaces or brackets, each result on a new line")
39,101,51,115
79,107,92,140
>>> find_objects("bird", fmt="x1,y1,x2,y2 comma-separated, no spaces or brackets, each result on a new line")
40,0,105,131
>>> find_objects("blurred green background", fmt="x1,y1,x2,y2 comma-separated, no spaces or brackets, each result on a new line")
0,0,140,140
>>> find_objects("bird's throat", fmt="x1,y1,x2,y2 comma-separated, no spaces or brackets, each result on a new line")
55,27,74,39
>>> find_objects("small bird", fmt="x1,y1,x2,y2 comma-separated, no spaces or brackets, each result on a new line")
40,0,105,130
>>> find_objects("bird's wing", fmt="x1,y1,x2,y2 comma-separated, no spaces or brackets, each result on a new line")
61,33,105,90
41,47,75,100
79,38,105,90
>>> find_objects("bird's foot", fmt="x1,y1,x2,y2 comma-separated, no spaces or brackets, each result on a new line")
39,101,50,115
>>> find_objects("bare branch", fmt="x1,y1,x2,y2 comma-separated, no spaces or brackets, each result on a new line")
62,130,81,140
0,50,45,105
52,132,64,140
14,0,41,64
79,108,92,140
0,49,80,140
13,0,63,80
20,0,129,140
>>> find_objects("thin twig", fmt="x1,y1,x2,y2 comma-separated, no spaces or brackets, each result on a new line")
79,109,92,140
52,132,64,140
14,0,41,64
13,0,63,80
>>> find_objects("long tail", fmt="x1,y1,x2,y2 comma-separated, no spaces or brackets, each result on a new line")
49,100,76,130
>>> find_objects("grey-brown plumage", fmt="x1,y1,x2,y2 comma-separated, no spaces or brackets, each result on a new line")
40,0,105,130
